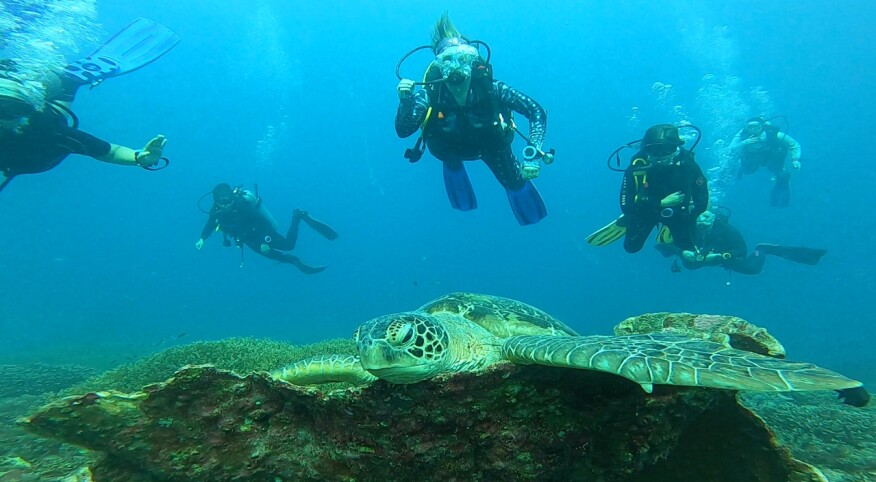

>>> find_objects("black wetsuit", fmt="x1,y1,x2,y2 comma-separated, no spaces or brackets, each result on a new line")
686,221,766,275
619,149,709,253
395,77,546,190
0,109,110,191
200,193,318,273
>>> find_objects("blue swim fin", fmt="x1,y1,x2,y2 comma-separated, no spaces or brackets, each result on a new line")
443,163,478,211
63,17,180,86
506,181,547,226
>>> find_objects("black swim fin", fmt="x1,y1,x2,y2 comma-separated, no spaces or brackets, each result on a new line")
755,244,827,265
286,255,327,275
770,172,791,207
296,210,339,241
63,17,180,87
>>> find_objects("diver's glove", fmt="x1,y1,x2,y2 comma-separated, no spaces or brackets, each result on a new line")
397,79,415,100
660,191,685,207
195,238,205,250
520,160,541,180
791,160,802,170
135,135,167,167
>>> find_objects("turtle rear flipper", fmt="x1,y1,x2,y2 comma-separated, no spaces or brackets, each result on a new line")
501,334,863,393
273,354,377,385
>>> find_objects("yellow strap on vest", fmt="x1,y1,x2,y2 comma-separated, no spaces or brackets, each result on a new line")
631,157,648,202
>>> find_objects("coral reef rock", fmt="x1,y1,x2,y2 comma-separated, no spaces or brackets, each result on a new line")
26,364,826,481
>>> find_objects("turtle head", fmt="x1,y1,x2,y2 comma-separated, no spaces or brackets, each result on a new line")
354,312,449,384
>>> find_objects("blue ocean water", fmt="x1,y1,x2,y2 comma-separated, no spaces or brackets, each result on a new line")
0,0,873,386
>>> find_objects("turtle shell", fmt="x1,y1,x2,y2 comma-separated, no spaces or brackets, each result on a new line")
418,292,579,338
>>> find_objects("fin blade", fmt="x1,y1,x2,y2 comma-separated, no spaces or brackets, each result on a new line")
586,216,626,246
506,181,547,226
64,17,180,85
443,163,478,211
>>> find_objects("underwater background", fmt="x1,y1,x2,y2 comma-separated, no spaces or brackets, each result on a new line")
1,0,874,392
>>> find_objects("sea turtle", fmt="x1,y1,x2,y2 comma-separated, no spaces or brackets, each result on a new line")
273,292,862,394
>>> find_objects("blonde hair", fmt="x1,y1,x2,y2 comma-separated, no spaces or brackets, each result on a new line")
431,12,465,49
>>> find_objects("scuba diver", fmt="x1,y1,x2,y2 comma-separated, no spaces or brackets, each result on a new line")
195,183,339,274
0,18,179,194
394,13,554,226
729,116,802,208
655,209,827,275
586,124,709,253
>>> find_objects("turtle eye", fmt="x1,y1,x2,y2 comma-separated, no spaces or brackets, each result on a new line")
386,321,416,347
400,329,414,345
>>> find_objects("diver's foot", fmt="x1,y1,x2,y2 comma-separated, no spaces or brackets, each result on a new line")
293,208,309,219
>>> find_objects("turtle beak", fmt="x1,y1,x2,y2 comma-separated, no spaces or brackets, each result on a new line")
358,342,432,384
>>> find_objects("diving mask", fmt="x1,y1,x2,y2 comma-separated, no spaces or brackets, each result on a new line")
435,45,480,85
647,143,679,163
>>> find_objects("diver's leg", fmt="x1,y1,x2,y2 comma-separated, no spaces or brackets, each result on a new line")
295,209,339,240
264,250,326,274
728,252,767,275
623,216,655,253
666,217,697,252
270,216,303,251
482,148,525,190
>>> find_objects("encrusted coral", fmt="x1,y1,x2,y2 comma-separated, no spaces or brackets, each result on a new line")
26,364,823,482
0,363,97,398
64,337,356,395
742,392,876,481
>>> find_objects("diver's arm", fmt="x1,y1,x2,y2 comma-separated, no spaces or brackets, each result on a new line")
728,130,748,153
395,89,429,138
96,144,138,165
199,212,219,241
496,81,546,150
688,161,710,217
95,135,166,167
779,132,802,163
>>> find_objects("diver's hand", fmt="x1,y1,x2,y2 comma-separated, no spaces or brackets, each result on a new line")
521,160,540,180
791,160,801,170
705,253,724,263
195,238,205,250
660,191,684,207
397,79,415,100
682,250,698,263
260,243,271,254
741,137,760,146
136,135,167,167
543,151,555,165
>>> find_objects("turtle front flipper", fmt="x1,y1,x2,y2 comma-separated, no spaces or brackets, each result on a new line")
502,334,863,393
272,354,378,386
